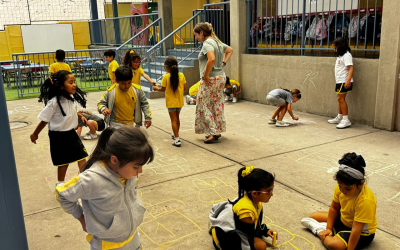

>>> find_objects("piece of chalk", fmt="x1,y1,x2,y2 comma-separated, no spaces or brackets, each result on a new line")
272,232,277,247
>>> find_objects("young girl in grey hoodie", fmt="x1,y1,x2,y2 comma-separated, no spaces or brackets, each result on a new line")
56,126,154,250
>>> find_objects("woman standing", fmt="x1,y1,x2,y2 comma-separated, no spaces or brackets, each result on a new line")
194,22,233,144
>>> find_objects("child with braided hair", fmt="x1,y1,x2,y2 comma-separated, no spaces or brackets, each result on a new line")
30,70,88,190
301,153,377,250
209,166,278,250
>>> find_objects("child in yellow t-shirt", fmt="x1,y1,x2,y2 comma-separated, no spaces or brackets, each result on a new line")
98,66,152,130
49,49,71,75
209,166,278,249
301,153,377,250
153,56,186,147
123,50,157,86
104,49,119,84
224,77,242,103
186,81,200,105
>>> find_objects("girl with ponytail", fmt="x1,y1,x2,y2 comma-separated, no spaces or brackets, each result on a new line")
153,56,187,147
30,70,88,189
301,153,377,250
56,126,154,250
209,166,277,250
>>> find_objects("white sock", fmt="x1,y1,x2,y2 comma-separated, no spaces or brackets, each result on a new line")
175,137,180,141
56,181,65,186
338,114,343,119
343,115,349,121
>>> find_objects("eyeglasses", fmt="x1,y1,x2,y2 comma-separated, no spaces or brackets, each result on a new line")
257,189,274,195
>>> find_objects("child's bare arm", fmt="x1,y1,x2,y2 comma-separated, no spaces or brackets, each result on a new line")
30,121,48,143
287,103,298,120
319,201,340,241
345,65,354,88
142,72,157,85
153,86,166,92
347,221,364,250
237,85,242,95
184,83,187,91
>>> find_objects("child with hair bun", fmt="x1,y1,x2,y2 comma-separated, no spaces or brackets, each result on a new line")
209,166,278,250
301,153,377,250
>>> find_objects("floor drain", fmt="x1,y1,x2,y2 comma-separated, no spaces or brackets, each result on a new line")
10,121,30,130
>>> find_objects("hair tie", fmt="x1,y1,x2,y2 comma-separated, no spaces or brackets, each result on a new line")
130,50,135,54
242,166,254,177
49,77,54,84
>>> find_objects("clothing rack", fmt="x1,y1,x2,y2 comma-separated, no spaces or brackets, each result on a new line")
258,7,383,20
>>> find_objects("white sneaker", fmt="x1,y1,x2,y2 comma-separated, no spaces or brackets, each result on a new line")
276,121,289,127
328,116,342,124
336,119,351,129
189,98,195,105
232,97,237,103
83,133,98,140
301,218,326,235
85,130,91,136
186,95,191,105
268,118,277,124
224,95,229,101
172,139,181,147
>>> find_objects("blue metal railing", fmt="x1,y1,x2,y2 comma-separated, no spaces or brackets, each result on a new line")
89,13,159,45
204,2,231,45
246,0,382,56
145,10,205,84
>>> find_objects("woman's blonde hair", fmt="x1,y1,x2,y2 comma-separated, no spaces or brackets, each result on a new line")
194,22,222,44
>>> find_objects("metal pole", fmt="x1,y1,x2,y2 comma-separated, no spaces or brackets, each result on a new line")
0,68,29,250
112,0,122,44
301,0,306,55
90,0,101,44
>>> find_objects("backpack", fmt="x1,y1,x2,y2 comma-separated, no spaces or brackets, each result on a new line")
335,15,350,37
360,14,381,40
306,16,320,40
298,16,310,36
284,21,293,41
263,20,274,38
315,18,328,40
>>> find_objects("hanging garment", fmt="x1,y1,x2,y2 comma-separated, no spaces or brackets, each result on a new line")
360,14,381,40
316,18,328,40
335,15,350,37
306,15,320,40
349,14,368,38
298,16,310,36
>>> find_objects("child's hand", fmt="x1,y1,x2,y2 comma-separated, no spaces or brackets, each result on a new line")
30,133,38,144
151,81,157,86
77,214,87,232
293,116,299,120
267,229,278,240
344,80,351,89
102,109,111,115
144,121,151,129
318,229,332,242
152,86,158,91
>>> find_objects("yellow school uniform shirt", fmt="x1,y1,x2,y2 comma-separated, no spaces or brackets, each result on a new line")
226,79,240,88
132,67,144,85
232,194,263,229
161,72,186,108
189,81,200,96
49,62,71,74
114,85,137,124
108,60,119,82
333,184,377,234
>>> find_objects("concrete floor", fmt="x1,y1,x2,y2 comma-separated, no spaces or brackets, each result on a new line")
6,91,400,250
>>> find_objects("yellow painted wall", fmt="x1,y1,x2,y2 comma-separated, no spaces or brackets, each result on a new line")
104,3,132,18
59,21,91,50
0,31,11,61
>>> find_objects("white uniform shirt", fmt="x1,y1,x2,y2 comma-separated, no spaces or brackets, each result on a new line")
38,96,78,131
335,52,353,83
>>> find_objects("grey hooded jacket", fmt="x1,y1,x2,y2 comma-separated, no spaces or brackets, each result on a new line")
56,161,145,249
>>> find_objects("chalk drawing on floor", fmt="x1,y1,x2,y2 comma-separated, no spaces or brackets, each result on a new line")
139,199,202,247
192,177,236,204
145,156,187,174
13,105,44,114
263,215,316,249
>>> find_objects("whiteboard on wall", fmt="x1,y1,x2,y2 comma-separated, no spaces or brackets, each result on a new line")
21,24,74,53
